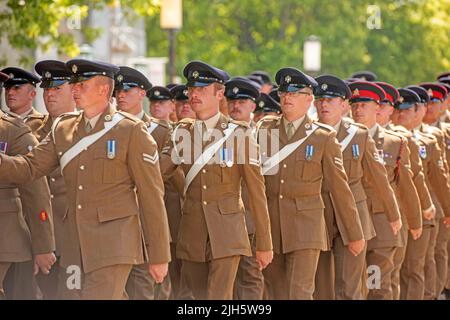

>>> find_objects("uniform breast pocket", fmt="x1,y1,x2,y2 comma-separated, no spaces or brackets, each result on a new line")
295,151,321,181
345,158,362,179
93,142,128,184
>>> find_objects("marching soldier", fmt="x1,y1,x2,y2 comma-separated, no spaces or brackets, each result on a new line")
393,86,442,299
224,77,265,300
258,68,364,300
171,85,196,120
113,66,178,300
349,81,414,300
32,60,77,299
419,83,450,299
159,61,273,300
1,67,46,134
313,75,397,300
0,71,56,300
375,83,425,300
0,59,171,299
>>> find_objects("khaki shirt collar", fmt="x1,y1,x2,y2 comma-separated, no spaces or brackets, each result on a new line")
283,114,305,132
136,110,145,121
332,120,342,132
196,112,220,131
84,112,103,129
368,123,379,138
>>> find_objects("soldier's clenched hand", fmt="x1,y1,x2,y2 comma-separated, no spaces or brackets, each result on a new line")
389,219,402,236
149,263,168,283
409,227,423,240
256,250,273,271
34,252,57,275
347,239,365,256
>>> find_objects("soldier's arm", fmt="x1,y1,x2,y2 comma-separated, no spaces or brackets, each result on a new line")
159,130,181,182
408,138,434,216
128,122,171,264
10,129,55,255
238,131,273,252
0,132,59,184
393,142,422,230
428,142,450,217
322,131,364,242
362,133,401,222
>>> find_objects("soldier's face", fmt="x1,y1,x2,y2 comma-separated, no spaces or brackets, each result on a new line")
188,84,223,114
279,89,313,119
71,77,105,109
397,107,416,128
150,99,174,120
376,102,394,125
175,100,195,120
115,87,145,113
260,84,273,94
423,101,441,123
314,97,344,126
351,101,378,127
5,84,35,112
227,99,255,122
43,83,75,118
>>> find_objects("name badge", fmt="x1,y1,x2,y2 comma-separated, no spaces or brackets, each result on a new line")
107,140,116,159
306,144,314,161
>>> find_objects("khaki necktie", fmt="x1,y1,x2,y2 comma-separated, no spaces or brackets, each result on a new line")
286,122,295,140
85,120,92,133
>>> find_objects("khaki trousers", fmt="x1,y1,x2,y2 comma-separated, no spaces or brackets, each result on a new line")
434,218,450,296
424,225,438,299
181,256,240,300
264,249,320,300
313,250,335,300
233,234,264,300
0,262,12,299
391,227,408,300
366,246,396,300
126,262,171,300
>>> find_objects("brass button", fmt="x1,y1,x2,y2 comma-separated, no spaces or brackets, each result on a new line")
279,195,283,199
281,179,284,184
77,204,82,210
202,169,206,174
80,165,85,170
203,185,207,190
203,201,207,205
51,178,56,182
283,164,287,168
50,194,54,199
78,185,83,190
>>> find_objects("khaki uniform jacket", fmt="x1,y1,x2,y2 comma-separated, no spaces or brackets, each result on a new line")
0,105,171,273
0,111,54,262
435,121,450,170
325,119,390,243
160,113,272,262
414,130,450,219
29,115,67,256
365,126,419,248
142,113,184,243
23,108,46,136
258,115,363,253
388,125,433,223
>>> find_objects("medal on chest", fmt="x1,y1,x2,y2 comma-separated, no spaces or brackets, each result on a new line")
107,139,116,159
305,144,314,161
352,144,360,160
0,141,8,154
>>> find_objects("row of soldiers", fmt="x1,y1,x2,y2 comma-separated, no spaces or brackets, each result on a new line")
0,59,449,300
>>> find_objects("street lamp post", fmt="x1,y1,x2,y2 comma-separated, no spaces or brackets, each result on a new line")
160,0,183,84
303,35,321,76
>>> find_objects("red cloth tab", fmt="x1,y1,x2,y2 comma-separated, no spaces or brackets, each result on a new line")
352,89,381,101
39,211,48,222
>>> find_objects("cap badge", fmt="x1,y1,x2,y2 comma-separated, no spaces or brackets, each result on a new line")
154,90,160,97
183,89,188,96
285,75,291,83
399,96,404,103
353,88,360,96
104,114,112,121
193,71,199,79
427,88,433,97
232,87,239,94
305,123,311,129
9,73,14,79
44,71,51,79
321,83,328,90
259,101,265,108
117,75,123,82
72,64,78,74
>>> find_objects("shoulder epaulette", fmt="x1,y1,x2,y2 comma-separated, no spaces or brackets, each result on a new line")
1,112,28,129
116,111,141,122
51,111,81,140
229,118,250,128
